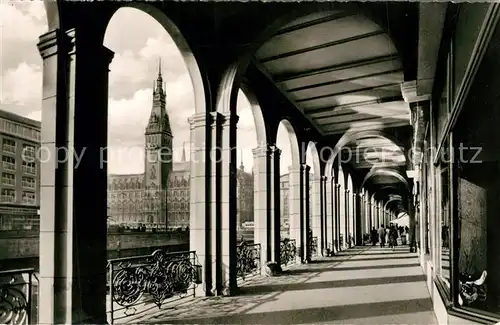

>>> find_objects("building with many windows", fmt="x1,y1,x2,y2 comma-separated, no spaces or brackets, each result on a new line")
280,173,290,230
107,160,190,230
236,161,254,228
0,109,40,230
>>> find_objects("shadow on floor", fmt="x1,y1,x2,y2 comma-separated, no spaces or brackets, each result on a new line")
333,255,417,262
239,274,426,295
307,263,421,272
151,298,433,324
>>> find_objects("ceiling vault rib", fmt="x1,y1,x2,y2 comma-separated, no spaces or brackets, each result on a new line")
274,12,354,36
319,113,409,127
259,30,385,63
305,95,403,114
286,68,404,93
250,58,325,136
324,120,409,134
314,111,402,121
274,54,399,82
296,82,400,103
309,111,359,119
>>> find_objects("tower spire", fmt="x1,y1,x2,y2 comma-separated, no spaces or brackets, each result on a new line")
181,141,187,162
240,149,244,170
156,58,163,93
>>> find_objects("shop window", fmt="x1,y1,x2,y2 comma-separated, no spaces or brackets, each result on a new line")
451,29,500,316
437,137,452,287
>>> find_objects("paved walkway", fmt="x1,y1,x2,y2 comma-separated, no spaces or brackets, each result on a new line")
127,246,437,324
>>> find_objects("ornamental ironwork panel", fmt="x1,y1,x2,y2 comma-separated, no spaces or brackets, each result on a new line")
107,250,201,324
310,236,318,256
236,242,261,280
280,238,296,266
0,268,36,325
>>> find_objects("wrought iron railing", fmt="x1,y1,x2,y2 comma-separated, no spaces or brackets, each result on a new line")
0,268,37,325
236,242,261,279
107,250,202,324
310,236,318,256
280,238,297,266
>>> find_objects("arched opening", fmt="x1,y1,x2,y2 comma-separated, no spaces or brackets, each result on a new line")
276,120,298,239
338,167,346,249
306,142,321,254
360,188,370,236
235,89,260,242
104,7,195,235
325,131,409,177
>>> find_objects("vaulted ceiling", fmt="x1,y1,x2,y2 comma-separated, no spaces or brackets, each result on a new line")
253,11,411,137
252,10,413,181
341,135,406,169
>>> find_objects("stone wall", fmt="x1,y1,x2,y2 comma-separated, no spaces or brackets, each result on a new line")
0,231,189,260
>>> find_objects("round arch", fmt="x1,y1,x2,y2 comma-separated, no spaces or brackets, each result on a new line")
361,168,409,190
43,0,60,30
347,173,353,192
338,166,346,188
306,142,321,178
240,84,267,146
277,119,300,168
325,131,409,177
383,197,403,212
105,4,207,115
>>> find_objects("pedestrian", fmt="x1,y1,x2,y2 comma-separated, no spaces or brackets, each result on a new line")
371,227,378,246
378,224,386,247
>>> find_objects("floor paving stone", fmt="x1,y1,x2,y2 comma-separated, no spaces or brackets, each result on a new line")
114,246,437,324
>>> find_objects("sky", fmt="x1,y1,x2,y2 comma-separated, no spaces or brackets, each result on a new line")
0,3,298,175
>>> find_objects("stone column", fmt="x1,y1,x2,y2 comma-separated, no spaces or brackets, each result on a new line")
344,189,349,250
38,28,113,324
379,203,382,226
301,164,311,262
271,147,281,264
401,81,430,255
408,196,417,253
288,165,301,263
208,111,224,295
323,177,331,254
320,176,327,255
188,112,210,296
367,200,372,230
345,189,350,248
365,195,370,233
353,192,358,246
219,112,238,295
371,199,376,228
334,183,341,252
252,145,271,268
359,194,364,239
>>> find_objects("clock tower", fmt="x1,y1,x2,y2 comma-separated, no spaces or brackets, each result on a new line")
144,60,172,227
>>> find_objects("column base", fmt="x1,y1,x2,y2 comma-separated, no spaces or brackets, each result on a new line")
220,284,240,296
